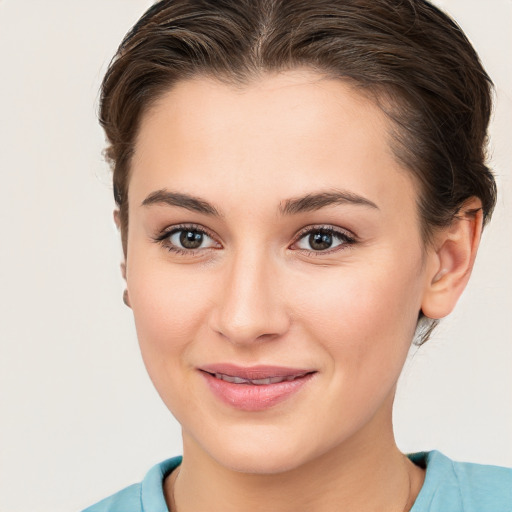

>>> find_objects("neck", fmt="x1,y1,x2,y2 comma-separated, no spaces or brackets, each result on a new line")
166,402,424,512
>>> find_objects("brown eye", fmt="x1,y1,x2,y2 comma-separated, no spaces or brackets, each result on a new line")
309,231,333,250
166,228,217,251
294,228,354,252
179,230,204,249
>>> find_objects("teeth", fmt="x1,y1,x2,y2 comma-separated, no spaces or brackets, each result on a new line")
215,373,250,384
251,376,288,385
251,377,273,385
213,372,307,385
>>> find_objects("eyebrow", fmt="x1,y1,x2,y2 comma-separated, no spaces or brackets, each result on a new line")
141,188,378,217
141,189,222,216
279,190,379,215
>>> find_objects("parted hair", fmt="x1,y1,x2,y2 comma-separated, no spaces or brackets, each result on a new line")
99,0,496,341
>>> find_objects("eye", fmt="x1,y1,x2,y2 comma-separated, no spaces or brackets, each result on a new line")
169,229,212,250
293,227,355,253
156,225,220,254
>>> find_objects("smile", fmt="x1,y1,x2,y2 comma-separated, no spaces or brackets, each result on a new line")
211,372,309,385
199,364,316,411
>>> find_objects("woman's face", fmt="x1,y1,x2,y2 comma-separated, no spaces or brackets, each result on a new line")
126,70,432,473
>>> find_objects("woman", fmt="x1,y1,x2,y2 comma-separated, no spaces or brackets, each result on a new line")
84,0,511,510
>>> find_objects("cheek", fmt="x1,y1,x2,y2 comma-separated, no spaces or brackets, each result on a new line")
290,255,423,368
127,256,215,365
126,259,221,417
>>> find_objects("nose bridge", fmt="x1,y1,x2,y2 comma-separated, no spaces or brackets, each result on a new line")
211,245,289,344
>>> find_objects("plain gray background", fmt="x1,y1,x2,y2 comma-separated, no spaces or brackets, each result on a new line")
0,1,510,511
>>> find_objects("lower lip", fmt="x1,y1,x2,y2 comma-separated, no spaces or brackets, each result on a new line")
200,371,314,411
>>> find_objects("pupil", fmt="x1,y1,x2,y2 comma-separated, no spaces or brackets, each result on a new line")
310,231,332,250
180,230,203,249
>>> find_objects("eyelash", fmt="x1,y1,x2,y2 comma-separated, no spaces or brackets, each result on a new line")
291,225,357,256
153,224,357,256
153,223,219,256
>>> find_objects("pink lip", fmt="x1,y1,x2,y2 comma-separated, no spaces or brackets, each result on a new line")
199,364,316,412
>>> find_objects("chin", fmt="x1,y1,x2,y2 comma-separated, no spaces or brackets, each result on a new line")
214,448,310,475
190,425,326,475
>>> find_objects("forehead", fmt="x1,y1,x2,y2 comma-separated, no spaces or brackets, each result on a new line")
136,70,389,161
130,70,417,217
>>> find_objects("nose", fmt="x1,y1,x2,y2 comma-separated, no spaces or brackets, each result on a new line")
209,249,290,345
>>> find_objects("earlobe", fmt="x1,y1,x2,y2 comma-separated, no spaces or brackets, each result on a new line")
123,288,131,308
421,197,483,320
121,264,131,308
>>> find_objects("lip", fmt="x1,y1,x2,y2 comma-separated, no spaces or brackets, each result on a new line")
199,364,316,412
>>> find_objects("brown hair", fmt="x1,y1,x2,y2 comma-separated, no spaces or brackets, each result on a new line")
99,0,496,341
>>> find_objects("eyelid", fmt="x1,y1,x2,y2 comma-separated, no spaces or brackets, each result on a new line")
152,223,357,256
290,224,358,254
294,223,356,239
155,222,214,240
153,223,222,253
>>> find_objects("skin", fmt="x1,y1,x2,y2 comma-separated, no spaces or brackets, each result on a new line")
122,70,482,511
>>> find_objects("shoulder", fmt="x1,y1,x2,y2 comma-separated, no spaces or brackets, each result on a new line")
410,451,512,512
82,456,182,512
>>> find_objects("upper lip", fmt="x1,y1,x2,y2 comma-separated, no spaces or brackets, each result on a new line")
199,363,316,380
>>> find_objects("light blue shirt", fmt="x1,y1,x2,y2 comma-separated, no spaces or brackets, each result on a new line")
83,451,512,512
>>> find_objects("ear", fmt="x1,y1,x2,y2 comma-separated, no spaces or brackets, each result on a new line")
421,197,483,320
114,209,131,307
113,209,121,230
113,209,127,277
114,208,129,262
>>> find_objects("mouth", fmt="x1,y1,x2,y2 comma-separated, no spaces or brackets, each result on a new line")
198,364,316,411
208,372,310,385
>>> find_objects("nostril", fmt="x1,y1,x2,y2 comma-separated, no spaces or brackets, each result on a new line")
207,262,291,344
